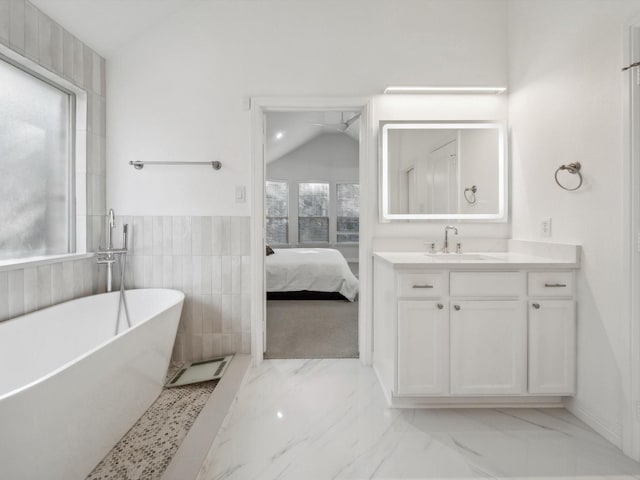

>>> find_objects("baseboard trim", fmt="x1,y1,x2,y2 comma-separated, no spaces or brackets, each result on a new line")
390,395,563,409
564,397,623,448
372,364,393,406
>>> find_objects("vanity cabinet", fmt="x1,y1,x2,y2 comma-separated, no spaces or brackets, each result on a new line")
373,254,578,408
528,300,576,394
397,300,449,395
450,300,526,395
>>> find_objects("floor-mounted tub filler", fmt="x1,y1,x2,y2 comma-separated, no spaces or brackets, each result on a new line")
0,288,184,480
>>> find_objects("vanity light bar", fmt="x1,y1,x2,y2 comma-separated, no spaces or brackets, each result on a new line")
383,86,507,95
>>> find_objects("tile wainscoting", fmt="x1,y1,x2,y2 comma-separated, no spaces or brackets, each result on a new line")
0,257,102,322
113,216,251,362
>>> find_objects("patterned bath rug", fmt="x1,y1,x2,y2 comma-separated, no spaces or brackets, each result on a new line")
86,364,218,480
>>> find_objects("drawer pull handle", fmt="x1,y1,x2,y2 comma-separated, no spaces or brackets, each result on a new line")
544,283,567,288
532,303,541,309
412,284,434,289
437,303,444,310
454,304,461,311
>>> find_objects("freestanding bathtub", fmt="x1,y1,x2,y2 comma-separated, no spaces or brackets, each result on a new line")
0,288,184,480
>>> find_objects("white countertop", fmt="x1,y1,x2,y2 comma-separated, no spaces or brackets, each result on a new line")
373,251,580,268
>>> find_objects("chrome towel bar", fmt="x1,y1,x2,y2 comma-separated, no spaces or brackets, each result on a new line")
129,160,222,170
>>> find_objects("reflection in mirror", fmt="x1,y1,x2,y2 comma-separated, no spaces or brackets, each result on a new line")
381,122,506,221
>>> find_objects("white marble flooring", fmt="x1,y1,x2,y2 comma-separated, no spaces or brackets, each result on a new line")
197,359,640,480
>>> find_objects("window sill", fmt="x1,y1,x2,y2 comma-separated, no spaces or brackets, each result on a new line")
0,252,95,272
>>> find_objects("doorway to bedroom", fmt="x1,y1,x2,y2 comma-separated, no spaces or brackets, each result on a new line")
263,111,360,359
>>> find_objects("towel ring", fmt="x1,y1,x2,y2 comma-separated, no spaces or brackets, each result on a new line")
463,185,477,204
555,162,583,191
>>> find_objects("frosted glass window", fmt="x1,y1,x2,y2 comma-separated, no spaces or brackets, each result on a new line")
337,183,359,243
266,181,288,244
298,182,329,243
0,58,73,260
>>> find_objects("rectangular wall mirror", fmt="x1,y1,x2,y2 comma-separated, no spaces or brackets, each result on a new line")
380,121,507,221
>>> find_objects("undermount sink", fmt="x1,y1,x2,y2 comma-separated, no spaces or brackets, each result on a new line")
424,253,498,261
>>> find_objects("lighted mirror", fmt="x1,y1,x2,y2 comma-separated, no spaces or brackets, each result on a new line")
380,121,507,221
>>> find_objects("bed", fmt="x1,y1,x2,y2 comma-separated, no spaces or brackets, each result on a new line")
266,248,359,301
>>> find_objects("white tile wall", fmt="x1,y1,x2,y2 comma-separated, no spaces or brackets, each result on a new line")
113,215,251,363
0,2,9,45
0,258,100,322
9,0,25,54
0,1,106,321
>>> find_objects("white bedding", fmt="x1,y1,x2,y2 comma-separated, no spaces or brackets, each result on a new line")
266,248,359,301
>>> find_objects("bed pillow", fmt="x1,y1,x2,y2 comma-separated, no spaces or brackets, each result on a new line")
266,244,275,256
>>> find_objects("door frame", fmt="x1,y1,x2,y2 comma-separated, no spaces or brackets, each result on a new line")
250,96,373,365
623,20,640,461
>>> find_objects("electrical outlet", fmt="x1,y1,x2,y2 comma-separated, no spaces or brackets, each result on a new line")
541,217,552,237
235,185,246,203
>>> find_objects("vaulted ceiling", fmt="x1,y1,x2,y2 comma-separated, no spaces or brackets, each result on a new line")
30,0,195,58
29,2,362,163
265,112,360,164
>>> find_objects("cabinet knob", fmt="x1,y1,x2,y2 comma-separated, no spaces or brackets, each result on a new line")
532,303,541,309
437,303,444,310
454,304,461,311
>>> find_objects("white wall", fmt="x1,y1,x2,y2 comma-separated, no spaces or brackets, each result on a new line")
106,0,508,216
267,133,359,260
508,0,640,448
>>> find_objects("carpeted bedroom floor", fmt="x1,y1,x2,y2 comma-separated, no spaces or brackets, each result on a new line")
265,299,358,359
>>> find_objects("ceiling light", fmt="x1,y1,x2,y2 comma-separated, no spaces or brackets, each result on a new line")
383,86,507,95
275,131,284,140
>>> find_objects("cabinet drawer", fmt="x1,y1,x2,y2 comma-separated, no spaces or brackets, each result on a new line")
397,272,447,297
528,272,573,297
450,272,524,297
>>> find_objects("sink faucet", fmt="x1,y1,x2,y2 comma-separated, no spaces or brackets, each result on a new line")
443,225,458,254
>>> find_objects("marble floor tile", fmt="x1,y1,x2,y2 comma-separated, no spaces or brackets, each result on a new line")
197,359,640,480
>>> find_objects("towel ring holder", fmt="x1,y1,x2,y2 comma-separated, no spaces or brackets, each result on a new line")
555,162,583,191
463,185,477,204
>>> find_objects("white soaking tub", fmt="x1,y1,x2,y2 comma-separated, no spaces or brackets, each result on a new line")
0,288,185,480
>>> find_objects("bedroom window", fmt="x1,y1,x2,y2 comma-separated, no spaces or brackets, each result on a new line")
298,182,329,243
0,56,75,261
336,183,359,243
266,180,289,244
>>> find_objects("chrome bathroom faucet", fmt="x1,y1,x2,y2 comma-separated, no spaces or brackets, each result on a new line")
443,225,458,254
107,208,115,250
97,208,129,292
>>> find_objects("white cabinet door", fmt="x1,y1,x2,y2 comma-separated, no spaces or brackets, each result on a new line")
450,300,526,395
528,300,576,394
397,300,449,395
